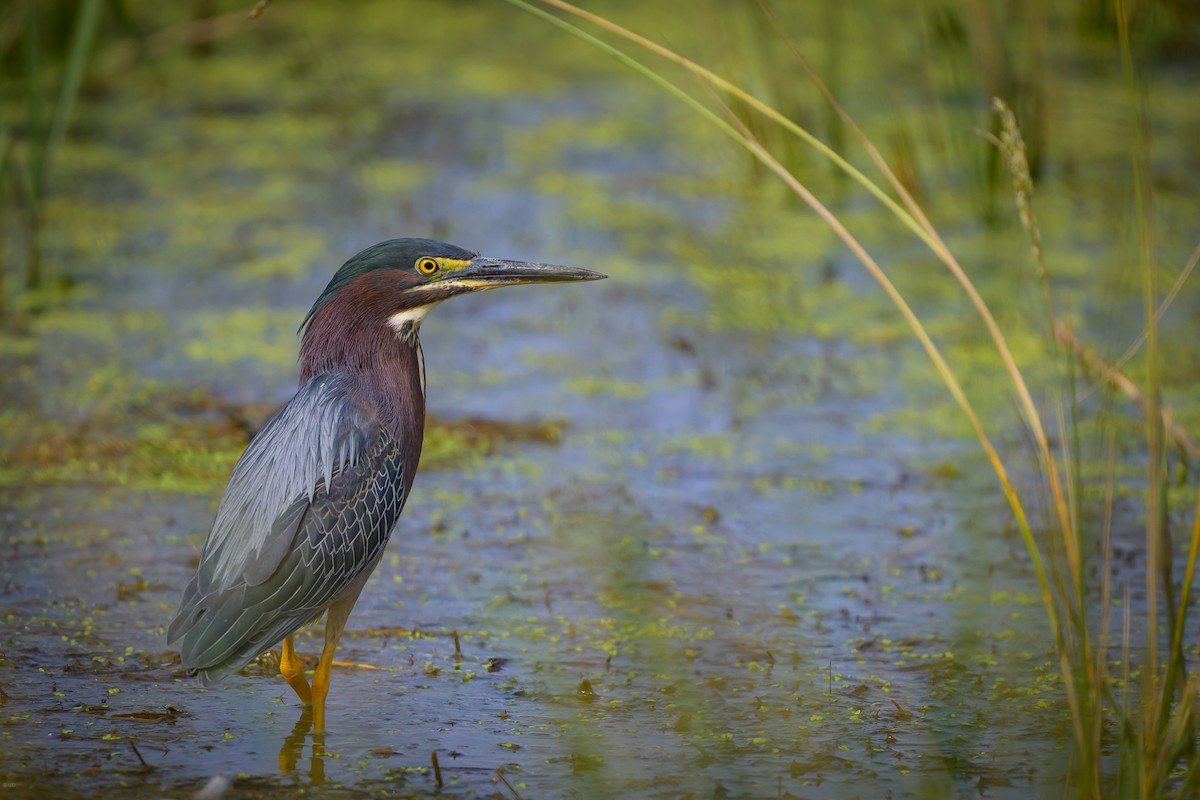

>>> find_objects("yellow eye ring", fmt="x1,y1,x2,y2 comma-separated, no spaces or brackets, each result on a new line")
416,257,439,275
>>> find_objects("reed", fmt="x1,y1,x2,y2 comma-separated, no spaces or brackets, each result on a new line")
1,0,103,314
504,0,1200,794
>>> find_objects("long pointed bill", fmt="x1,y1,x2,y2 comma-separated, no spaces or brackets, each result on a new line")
444,257,606,290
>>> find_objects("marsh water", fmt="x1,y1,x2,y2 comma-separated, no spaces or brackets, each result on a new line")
2,2,1199,798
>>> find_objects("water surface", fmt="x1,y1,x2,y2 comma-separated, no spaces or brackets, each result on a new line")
2,1,1199,798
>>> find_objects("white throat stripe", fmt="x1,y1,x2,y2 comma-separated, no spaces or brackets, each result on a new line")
386,304,437,336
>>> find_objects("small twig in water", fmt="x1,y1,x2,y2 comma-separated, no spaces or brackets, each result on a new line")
431,750,443,788
128,739,150,770
496,766,524,800
331,659,385,671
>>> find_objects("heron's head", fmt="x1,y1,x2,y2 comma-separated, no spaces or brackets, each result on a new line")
296,238,605,382
300,238,604,343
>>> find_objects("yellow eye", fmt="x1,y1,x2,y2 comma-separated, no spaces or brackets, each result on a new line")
416,257,439,275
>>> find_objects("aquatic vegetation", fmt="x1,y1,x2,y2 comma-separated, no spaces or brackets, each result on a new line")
0,0,104,300
503,0,1200,796
1,0,1198,798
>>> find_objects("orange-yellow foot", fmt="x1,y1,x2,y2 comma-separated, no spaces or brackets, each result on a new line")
312,647,335,733
312,671,329,734
280,635,312,706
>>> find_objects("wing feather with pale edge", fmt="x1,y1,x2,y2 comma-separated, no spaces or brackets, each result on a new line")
167,372,407,685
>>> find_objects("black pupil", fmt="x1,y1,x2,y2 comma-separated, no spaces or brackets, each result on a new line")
422,260,435,272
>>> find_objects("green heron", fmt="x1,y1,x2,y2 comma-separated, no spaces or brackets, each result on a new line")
167,238,604,732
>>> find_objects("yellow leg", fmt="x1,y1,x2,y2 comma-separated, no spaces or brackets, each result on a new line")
280,635,312,705
311,591,361,734
311,641,335,734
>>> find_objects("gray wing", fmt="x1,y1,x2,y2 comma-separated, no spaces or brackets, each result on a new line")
167,372,408,685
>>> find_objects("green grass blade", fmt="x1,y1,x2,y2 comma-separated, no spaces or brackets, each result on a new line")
497,0,1063,667
42,0,103,190
20,0,44,200
524,0,1076,584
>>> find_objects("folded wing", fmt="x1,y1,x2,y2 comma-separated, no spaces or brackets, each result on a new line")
167,371,408,685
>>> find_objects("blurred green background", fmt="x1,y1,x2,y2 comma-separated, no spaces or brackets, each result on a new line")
1,1,1198,797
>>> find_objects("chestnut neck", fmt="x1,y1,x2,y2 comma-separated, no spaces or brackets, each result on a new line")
298,272,427,446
